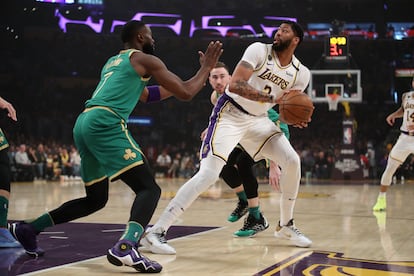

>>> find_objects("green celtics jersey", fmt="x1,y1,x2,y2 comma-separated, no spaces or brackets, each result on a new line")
267,108,290,139
86,49,149,121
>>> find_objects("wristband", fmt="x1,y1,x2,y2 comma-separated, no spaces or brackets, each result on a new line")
147,86,161,103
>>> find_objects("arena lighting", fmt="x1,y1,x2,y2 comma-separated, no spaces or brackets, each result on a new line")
127,116,153,126
189,15,256,37
55,9,104,32
54,9,297,38
110,13,182,34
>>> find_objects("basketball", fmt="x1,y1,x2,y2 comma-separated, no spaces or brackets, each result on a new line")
278,90,314,125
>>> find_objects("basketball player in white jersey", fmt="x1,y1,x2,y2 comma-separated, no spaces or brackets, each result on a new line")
373,76,414,211
142,21,312,254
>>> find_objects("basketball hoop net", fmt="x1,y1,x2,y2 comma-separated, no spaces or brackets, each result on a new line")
327,94,340,111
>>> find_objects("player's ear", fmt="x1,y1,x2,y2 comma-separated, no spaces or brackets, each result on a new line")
293,37,300,44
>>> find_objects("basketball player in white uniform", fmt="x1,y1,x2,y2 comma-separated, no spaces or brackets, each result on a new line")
373,76,414,211
142,21,312,254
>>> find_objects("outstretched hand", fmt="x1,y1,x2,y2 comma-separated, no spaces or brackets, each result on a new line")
0,97,17,121
198,41,223,70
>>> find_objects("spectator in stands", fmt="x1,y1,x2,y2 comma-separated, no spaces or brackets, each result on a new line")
168,153,181,178
14,144,35,181
314,151,330,179
366,142,377,179
155,149,171,177
34,144,47,180
70,146,81,178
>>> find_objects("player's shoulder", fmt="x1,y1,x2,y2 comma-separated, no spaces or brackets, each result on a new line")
246,42,269,52
292,55,309,71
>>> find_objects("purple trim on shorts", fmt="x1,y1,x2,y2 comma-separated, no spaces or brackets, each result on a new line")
201,94,228,159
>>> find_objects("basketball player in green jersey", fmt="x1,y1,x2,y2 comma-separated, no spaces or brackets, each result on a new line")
0,97,20,248
9,20,222,273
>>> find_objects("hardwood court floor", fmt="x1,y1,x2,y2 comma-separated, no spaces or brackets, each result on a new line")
7,177,414,275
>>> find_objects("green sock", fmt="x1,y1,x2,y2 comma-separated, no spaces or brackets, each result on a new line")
249,206,261,220
120,221,144,243
29,213,54,232
0,196,8,227
236,191,247,202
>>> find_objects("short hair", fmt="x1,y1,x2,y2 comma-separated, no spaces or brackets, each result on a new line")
121,20,146,44
281,20,304,45
214,61,230,73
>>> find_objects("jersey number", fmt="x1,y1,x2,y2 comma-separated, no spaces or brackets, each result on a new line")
92,71,113,98
407,110,414,123
262,85,272,94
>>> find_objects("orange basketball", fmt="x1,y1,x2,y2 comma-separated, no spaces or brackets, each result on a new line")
279,90,314,125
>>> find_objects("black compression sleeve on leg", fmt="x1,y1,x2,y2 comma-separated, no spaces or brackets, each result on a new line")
0,148,11,192
219,147,243,189
227,147,243,166
237,151,258,199
220,164,242,189
49,178,109,224
119,165,161,228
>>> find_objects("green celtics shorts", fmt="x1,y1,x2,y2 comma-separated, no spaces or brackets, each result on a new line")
73,107,144,185
0,128,9,151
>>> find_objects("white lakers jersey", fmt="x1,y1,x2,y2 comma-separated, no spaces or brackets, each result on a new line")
226,42,310,116
400,91,414,132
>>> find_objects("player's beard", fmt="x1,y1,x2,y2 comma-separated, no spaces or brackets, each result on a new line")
272,38,292,52
143,42,155,55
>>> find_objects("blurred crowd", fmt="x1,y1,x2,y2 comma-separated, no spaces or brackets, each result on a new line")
2,3,414,183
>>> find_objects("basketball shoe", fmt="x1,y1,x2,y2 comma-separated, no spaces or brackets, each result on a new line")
8,222,44,257
107,239,162,273
274,219,312,248
372,195,386,211
0,227,21,248
227,200,248,222
233,213,269,237
140,228,176,255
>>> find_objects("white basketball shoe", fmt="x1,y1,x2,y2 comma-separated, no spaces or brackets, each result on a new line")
274,219,312,248
140,227,176,255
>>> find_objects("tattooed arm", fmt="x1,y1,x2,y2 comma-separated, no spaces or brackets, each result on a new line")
228,61,277,104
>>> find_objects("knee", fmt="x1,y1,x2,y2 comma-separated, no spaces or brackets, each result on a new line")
152,183,161,201
284,152,300,170
88,193,108,211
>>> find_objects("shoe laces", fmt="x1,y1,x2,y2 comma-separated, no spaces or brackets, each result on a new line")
288,225,305,236
155,232,168,244
241,214,264,230
240,215,255,230
285,220,305,237
232,200,247,215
